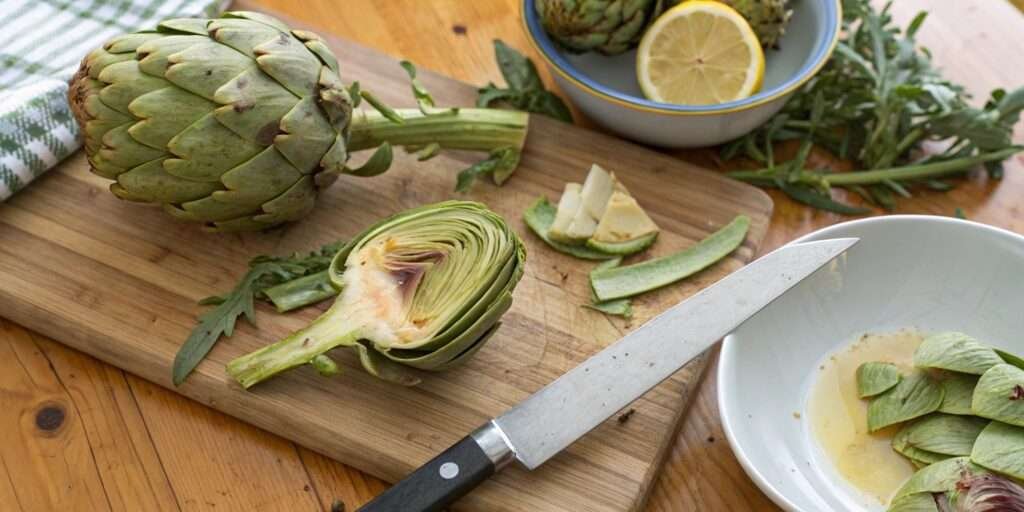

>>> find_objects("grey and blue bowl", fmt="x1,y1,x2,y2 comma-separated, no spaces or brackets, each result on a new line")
522,0,841,148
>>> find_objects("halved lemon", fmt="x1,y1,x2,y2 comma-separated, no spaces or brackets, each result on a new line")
637,1,765,105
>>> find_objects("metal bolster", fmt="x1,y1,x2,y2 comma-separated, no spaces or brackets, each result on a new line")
469,420,516,470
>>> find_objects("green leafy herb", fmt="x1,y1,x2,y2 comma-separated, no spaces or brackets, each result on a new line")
970,421,1024,480
477,40,573,123
938,373,979,416
724,0,1024,213
972,364,1024,427
868,370,944,432
590,216,749,302
857,361,902,397
172,242,344,386
523,197,617,260
914,332,1003,375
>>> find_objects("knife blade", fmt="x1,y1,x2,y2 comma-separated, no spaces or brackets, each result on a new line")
358,237,858,512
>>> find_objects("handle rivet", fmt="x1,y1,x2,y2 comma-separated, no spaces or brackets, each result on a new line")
439,462,459,480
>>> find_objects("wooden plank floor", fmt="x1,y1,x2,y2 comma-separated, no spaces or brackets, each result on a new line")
2,0,1023,511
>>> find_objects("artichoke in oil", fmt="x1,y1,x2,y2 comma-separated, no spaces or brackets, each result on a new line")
68,11,528,232
227,201,526,387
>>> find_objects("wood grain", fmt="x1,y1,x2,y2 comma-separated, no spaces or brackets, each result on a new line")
1,0,1021,511
0,8,772,511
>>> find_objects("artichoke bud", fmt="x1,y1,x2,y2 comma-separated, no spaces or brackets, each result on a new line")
226,201,527,388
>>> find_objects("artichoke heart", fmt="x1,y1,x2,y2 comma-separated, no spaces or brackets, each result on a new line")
226,201,526,388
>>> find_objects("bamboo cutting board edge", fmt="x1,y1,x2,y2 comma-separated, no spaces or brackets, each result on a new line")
0,10,774,511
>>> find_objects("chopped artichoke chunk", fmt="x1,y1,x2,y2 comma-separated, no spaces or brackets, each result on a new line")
592,191,659,243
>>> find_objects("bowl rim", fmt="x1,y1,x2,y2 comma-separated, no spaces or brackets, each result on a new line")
521,0,842,116
716,214,1024,512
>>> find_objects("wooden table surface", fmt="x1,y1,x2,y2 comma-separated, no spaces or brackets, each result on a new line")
2,1,1023,511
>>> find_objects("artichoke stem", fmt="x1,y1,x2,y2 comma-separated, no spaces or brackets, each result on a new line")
226,302,361,388
263,270,338,313
348,108,529,154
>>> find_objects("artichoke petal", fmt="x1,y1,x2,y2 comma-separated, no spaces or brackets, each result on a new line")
252,175,317,224
96,124,166,172
135,35,208,77
168,195,256,223
97,60,171,114
83,47,134,79
69,77,131,155
103,32,163,54
294,31,340,73
251,28,322,98
212,147,302,206
164,114,262,182
163,40,253,101
113,158,221,203
127,87,214,149
213,68,299,144
224,10,292,33
352,341,423,386
157,17,211,36
207,16,282,56
275,95,340,173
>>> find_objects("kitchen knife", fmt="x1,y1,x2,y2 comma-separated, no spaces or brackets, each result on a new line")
358,237,858,512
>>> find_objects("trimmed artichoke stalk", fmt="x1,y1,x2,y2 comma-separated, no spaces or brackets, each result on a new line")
67,11,529,232
226,201,526,388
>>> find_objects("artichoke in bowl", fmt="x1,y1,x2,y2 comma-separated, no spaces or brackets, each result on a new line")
226,200,526,387
68,11,528,231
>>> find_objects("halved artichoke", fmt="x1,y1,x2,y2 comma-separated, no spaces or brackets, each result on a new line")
68,11,528,231
226,201,526,387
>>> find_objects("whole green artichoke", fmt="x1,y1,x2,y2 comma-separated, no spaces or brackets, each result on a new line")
536,0,791,55
536,0,670,55
227,200,526,387
69,12,528,232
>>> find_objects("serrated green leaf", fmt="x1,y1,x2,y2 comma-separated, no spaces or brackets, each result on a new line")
857,361,902,397
914,332,1003,375
970,421,1024,480
938,373,979,415
903,414,988,456
868,371,944,432
972,364,1024,426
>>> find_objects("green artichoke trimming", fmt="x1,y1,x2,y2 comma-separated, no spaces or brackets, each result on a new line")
226,201,526,387
68,11,528,232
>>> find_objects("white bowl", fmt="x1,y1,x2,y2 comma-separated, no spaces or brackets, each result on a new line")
718,216,1024,511
522,0,841,147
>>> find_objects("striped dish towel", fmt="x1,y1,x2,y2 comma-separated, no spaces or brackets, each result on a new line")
0,0,227,201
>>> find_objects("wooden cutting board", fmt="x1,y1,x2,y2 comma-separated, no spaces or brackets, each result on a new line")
0,14,772,511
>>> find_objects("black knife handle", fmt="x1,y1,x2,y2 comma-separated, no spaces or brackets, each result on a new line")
357,423,515,512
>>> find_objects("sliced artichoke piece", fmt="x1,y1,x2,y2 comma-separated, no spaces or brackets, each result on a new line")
868,370,944,432
891,456,986,501
902,414,988,456
523,197,616,260
226,201,526,388
549,164,616,243
857,361,901,398
970,421,1024,480
549,182,582,239
938,372,979,416
972,364,1024,426
914,332,1003,375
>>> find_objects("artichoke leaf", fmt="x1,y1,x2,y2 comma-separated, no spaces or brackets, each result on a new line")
887,492,940,512
276,95,345,174
158,17,211,36
914,332,1004,375
103,32,165,55
114,158,220,203
868,371,944,432
970,421,1024,480
892,457,986,500
250,27,324,98
164,114,262,182
213,147,303,207
903,414,988,456
972,364,1024,426
893,422,953,465
135,35,208,76
163,40,253,101
214,68,301,144
206,16,282,59
938,372,979,416
98,60,172,114
344,143,393,177
252,175,317,224
93,124,166,178
997,348,1024,371
857,361,902,398
225,10,292,33
128,86,214,149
